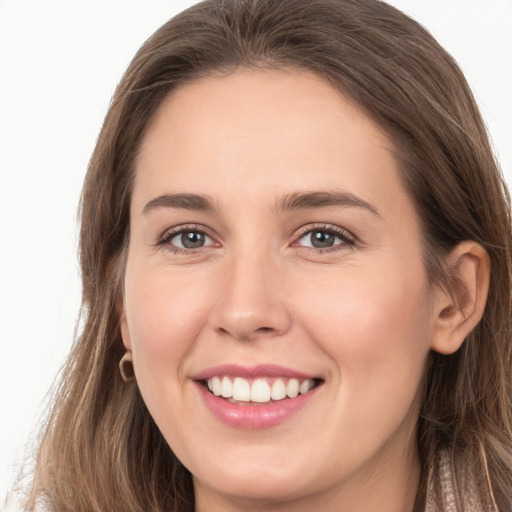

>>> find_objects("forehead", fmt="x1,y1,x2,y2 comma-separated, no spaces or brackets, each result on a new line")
133,68,414,225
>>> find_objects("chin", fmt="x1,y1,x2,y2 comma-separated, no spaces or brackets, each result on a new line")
192,455,317,504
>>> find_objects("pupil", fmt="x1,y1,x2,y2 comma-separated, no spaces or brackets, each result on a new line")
181,231,205,249
311,231,334,248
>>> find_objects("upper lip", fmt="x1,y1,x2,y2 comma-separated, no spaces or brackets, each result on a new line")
192,364,318,381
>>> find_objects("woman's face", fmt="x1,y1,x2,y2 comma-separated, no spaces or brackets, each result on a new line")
121,69,439,510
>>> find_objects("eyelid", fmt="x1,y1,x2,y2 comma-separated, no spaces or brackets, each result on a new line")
156,222,355,254
157,223,220,250
292,223,357,250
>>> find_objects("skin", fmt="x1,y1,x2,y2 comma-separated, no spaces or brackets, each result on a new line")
120,69,489,512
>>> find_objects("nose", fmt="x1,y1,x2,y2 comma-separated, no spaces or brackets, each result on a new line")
210,252,292,341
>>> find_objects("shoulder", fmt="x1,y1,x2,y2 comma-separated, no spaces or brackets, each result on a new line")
425,448,499,512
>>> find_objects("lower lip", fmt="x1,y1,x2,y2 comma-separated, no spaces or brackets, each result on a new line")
195,382,320,429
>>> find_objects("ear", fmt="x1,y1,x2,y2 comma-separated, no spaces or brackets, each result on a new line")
430,241,490,355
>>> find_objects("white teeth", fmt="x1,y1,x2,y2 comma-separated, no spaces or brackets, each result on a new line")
212,376,222,396
206,376,316,403
271,378,287,400
232,377,251,401
251,379,271,403
221,376,233,398
299,379,312,394
286,378,300,398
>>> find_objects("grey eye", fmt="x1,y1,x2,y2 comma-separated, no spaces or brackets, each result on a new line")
168,230,214,249
180,231,206,249
298,229,350,250
308,231,336,248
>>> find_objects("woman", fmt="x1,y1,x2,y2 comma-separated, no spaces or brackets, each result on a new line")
22,0,512,510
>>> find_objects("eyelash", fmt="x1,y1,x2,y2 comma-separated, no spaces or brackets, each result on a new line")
293,223,356,253
158,224,218,255
157,223,356,255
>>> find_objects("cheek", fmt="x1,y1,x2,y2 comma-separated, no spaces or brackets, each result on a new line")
299,262,431,346
123,263,213,377
296,265,432,412
121,261,219,445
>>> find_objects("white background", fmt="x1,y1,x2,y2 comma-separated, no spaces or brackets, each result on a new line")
1,0,511,503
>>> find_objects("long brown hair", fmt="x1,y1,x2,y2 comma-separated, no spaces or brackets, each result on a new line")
27,0,512,510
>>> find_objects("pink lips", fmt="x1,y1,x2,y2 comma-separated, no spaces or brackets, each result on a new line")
193,363,315,381
192,364,321,429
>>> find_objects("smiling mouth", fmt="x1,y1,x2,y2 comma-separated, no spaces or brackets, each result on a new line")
203,376,323,405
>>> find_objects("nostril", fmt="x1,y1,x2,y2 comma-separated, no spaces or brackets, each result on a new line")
212,304,292,341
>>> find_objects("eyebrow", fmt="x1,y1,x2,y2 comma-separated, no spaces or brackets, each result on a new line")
142,193,216,215
274,191,381,217
141,190,381,217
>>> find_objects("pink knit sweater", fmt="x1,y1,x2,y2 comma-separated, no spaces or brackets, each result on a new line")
425,449,499,511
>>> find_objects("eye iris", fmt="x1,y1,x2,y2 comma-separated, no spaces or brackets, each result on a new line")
311,231,335,248
181,231,205,249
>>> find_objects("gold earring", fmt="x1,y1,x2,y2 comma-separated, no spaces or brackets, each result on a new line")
119,352,135,382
